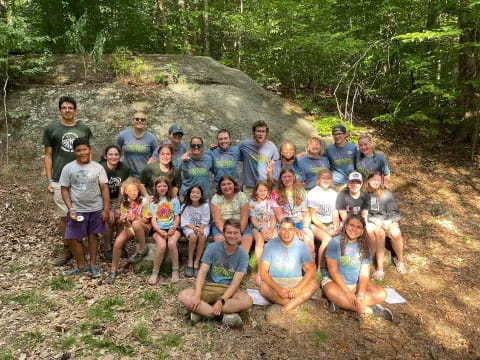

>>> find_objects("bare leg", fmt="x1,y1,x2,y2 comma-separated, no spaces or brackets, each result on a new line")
132,220,147,252
253,229,265,266
282,279,319,312
364,281,387,306
150,232,167,284
374,227,386,271
179,289,253,317
323,282,357,312
387,223,405,262
194,233,206,269
103,222,114,251
187,233,198,267
241,234,253,253
167,231,181,271
312,225,331,269
111,229,132,272
302,229,315,261
87,233,99,266
68,239,86,269
259,282,289,306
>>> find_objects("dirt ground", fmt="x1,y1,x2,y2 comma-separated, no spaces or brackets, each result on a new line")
0,127,479,360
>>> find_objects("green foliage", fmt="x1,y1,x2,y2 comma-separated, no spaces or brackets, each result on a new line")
132,322,151,344
49,275,76,291
155,334,182,347
81,335,135,355
315,116,365,143
87,296,125,321
55,335,76,350
111,47,149,82
311,330,329,348
395,27,462,43
19,330,45,349
1,290,54,314
136,289,162,306
65,12,88,57
0,350,13,360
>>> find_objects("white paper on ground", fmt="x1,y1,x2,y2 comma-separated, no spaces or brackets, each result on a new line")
385,287,406,304
247,288,271,306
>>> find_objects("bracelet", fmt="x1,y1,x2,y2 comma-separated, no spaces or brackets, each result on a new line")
218,298,226,305
68,208,74,212
48,179,54,184
257,226,264,232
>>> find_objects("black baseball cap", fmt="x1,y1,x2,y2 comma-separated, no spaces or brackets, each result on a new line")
332,124,347,134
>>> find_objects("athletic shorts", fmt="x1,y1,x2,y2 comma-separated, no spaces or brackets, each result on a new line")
321,276,356,291
65,210,105,239
272,276,303,289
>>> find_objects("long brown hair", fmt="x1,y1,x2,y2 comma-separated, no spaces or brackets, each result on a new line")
156,144,175,176
153,176,173,202
277,167,304,206
340,215,370,260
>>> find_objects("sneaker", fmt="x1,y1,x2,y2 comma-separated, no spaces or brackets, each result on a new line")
103,250,113,261
221,313,243,328
328,301,337,313
372,304,393,321
190,312,203,325
120,247,129,259
53,252,73,266
105,271,116,284
193,268,199,278
393,258,407,274
61,266,90,276
90,265,102,278
184,265,194,278
128,247,149,264
372,270,385,281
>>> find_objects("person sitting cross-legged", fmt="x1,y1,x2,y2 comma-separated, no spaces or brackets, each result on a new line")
259,218,320,313
178,219,253,327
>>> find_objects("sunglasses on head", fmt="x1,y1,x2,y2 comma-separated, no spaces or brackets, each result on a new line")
134,117,146,122
190,143,203,149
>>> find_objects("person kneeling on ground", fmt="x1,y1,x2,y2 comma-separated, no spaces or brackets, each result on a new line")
259,218,320,313
178,219,253,327
322,214,393,321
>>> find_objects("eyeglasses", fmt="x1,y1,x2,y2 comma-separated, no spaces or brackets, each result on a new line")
60,106,75,110
172,132,184,137
333,132,344,136
190,143,203,149
134,117,146,122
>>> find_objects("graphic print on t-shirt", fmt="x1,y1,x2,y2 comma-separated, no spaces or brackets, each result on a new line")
61,132,79,152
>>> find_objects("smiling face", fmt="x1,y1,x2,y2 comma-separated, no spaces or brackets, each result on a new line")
220,178,235,196
74,144,90,164
105,147,120,167
155,181,169,197
281,143,295,162
358,138,373,156
332,131,347,146
345,217,365,240
348,180,362,194
59,101,76,122
169,131,183,146
217,131,231,150
190,138,203,158
224,224,241,246
256,184,269,201
132,112,147,130
158,146,172,165
125,184,140,202
307,138,322,156
280,171,295,188
189,187,202,203
278,221,295,246
367,174,382,191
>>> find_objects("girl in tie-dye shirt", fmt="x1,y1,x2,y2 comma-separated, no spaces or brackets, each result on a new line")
149,176,181,285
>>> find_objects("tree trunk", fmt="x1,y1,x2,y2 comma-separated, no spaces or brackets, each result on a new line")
38,0,66,52
455,0,480,147
154,0,169,52
203,0,209,55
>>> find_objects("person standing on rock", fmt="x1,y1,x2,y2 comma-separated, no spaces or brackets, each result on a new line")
179,137,213,199
43,96,93,266
116,112,158,178
178,219,253,327
324,124,357,187
238,120,280,199
59,137,110,278
259,218,320,313
207,129,242,186
150,125,187,167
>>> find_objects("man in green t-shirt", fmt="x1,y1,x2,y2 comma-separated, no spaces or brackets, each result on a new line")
43,96,93,266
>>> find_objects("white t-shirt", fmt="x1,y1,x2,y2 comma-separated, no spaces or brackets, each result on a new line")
307,186,337,224
181,203,211,228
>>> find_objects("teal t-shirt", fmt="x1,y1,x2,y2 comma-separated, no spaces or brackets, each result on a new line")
42,121,93,181
261,237,312,278
201,241,248,284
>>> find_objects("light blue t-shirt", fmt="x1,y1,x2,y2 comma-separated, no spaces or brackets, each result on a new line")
274,159,304,183
239,139,280,187
297,155,331,190
116,129,158,177
324,142,357,185
150,197,181,230
261,237,312,278
151,141,187,167
206,146,241,185
179,154,213,198
325,236,372,285
201,241,249,284
355,152,390,179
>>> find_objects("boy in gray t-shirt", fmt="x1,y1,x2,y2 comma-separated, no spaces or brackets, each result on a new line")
59,137,110,278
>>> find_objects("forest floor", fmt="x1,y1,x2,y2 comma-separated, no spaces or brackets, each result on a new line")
0,125,479,360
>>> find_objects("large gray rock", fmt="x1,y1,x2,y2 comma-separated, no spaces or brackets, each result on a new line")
7,54,316,154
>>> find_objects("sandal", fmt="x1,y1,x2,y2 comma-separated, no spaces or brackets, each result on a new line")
393,258,407,274
148,272,159,286
372,270,385,281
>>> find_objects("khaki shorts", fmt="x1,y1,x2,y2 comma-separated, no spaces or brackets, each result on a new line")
321,276,356,291
272,277,303,289
201,282,239,304
51,182,68,217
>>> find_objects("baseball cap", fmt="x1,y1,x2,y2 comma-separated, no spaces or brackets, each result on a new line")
168,125,184,135
332,124,347,134
348,171,363,183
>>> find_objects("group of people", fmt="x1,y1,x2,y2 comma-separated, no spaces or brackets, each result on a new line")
44,96,407,327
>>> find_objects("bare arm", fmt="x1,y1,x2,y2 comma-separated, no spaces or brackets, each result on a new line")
44,146,53,192
290,261,316,297
239,203,249,232
259,260,289,299
210,203,224,233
